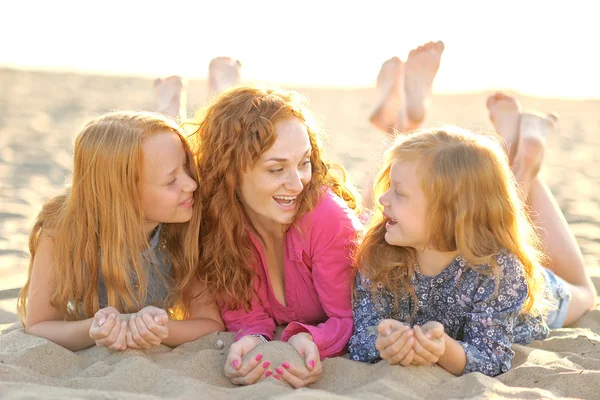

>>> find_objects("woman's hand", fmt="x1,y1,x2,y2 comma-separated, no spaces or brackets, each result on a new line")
89,306,128,351
224,335,271,385
126,306,169,349
376,319,416,366
410,321,445,366
275,332,322,388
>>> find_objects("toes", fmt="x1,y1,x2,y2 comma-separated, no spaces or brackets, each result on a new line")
382,57,401,68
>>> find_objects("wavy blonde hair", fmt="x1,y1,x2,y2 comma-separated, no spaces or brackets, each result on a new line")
356,126,548,317
18,111,202,323
192,85,360,310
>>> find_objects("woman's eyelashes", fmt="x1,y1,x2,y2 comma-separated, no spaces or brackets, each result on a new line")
268,159,311,175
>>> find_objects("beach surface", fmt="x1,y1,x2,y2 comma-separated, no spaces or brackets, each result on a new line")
1,68,599,399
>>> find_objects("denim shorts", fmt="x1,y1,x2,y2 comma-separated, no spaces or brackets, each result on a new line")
543,268,572,329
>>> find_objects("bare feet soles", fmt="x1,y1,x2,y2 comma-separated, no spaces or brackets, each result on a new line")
153,75,186,120
369,41,444,136
487,92,558,194
404,41,445,128
369,57,405,136
487,92,522,163
208,57,242,96
513,110,558,188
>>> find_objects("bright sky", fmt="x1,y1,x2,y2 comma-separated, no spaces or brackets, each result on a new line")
2,0,598,99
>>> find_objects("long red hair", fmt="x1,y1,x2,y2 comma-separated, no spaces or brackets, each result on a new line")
18,111,202,323
193,85,360,309
356,127,548,316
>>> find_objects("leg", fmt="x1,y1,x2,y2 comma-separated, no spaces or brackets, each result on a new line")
365,41,444,208
486,92,521,164
369,56,406,136
368,41,444,137
529,177,597,325
153,76,186,121
208,57,242,97
404,41,444,129
511,111,557,196
488,93,596,324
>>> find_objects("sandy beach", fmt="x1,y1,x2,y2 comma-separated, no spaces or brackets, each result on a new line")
1,67,599,399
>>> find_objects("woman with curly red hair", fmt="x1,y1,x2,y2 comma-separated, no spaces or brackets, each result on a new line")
193,86,363,388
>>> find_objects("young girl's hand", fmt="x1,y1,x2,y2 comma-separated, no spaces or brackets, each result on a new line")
89,306,128,351
276,332,322,388
224,335,269,385
411,321,445,366
126,306,169,349
376,319,416,366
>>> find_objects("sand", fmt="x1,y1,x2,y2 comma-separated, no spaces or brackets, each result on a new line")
1,67,599,399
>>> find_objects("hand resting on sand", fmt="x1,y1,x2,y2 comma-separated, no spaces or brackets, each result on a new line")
224,334,269,385
275,332,323,388
375,319,445,366
88,306,169,351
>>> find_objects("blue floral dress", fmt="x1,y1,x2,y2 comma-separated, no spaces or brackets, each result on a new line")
349,250,549,377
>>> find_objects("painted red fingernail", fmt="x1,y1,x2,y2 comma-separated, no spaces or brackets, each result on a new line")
232,360,239,368
275,367,284,375
262,361,271,368
309,360,315,368
265,370,273,377
282,362,290,369
273,374,281,380
255,354,263,362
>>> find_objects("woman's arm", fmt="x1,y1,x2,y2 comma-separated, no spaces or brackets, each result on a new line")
220,296,277,342
282,191,362,358
162,279,225,347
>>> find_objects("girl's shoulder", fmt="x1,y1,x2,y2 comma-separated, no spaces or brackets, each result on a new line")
466,249,524,275
459,250,526,292
495,249,525,275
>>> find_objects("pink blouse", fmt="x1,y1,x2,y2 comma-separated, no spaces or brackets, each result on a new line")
221,189,362,359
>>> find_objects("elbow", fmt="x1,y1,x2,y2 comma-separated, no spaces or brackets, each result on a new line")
205,316,225,333
23,322,36,335
215,319,226,332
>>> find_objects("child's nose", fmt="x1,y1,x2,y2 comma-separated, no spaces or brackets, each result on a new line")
379,190,390,206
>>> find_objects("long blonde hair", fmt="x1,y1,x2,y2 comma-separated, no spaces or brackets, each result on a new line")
18,111,202,323
193,85,360,310
356,126,547,316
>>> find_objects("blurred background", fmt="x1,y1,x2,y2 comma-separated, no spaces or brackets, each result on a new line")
2,0,598,98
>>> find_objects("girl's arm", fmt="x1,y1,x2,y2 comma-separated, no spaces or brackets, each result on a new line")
24,235,96,351
161,279,225,347
450,255,528,376
348,273,389,362
436,333,467,374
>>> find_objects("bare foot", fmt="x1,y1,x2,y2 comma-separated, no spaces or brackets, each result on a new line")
153,75,186,121
369,57,405,136
513,111,558,195
404,41,444,127
208,57,242,96
487,92,522,164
